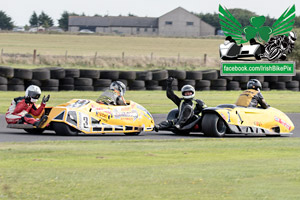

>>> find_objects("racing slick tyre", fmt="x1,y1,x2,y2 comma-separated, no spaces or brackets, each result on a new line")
24,128,45,134
202,113,227,137
52,122,79,136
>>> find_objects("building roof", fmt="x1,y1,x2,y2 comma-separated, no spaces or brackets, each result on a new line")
69,16,158,28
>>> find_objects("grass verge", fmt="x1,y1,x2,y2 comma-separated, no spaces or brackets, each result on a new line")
0,90,299,114
1,138,300,200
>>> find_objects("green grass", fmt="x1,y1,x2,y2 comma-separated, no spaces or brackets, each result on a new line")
1,139,300,200
0,90,299,114
0,33,221,58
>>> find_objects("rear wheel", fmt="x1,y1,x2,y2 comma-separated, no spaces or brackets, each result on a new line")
24,129,45,134
52,122,79,136
202,113,227,137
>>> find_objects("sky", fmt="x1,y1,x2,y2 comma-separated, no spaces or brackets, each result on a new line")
3,0,300,26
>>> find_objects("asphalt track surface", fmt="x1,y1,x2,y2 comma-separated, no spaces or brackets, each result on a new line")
0,114,299,142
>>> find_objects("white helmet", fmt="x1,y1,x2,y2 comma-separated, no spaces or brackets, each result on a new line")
288,31,297,44
181,85,195,100
25,85,41,103
110,81,126,96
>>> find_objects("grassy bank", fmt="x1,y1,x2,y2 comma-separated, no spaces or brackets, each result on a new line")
0,90,299,114
0,33,221,57
0,33,221,68
1,138,300,200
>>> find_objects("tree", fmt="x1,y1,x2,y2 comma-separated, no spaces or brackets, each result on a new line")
0,11,13,30
128,13,137,17
58,11,79,31
196,9,277,32
38,11,53,28
29,11,39,26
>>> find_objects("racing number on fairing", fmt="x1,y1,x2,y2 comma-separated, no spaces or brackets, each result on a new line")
83,116,89,128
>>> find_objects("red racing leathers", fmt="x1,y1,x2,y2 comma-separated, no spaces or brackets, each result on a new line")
6,97,45,124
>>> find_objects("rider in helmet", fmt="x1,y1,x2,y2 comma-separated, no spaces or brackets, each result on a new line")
235,79,269,109
154,77,207,132
5,85,50,127
96,81,127,105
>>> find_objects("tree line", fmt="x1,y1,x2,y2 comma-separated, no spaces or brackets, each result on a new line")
0,9,300,31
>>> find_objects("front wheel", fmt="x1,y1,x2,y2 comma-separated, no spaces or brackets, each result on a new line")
201,113,227,137
52,122,79,136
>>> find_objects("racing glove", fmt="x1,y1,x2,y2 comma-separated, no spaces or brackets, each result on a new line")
42,95,50,104
166,77,174,87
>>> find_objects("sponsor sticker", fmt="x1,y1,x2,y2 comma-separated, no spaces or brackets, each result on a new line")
274,116,291,130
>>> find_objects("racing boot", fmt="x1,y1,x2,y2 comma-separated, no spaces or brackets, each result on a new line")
154,120,174,132
33,115,48,128
175,105,193,129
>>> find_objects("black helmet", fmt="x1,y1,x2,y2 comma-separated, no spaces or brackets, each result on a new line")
247,79,262,90
181,85,195,99
110,81,126,96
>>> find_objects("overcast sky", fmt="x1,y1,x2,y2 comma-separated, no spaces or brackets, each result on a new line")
4,0,300,26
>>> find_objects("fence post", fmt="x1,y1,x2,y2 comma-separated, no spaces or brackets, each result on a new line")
33,49,37,64
93,51,98,66
1,49,3,63
150,52,153,62
65,50,68,63
204,53,207,65
177,53,180,64
122,52,125,63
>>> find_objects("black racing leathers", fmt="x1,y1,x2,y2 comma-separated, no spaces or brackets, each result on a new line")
156,83,206,131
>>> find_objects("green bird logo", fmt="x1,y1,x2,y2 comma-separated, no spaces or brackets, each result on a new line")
219,4,295,44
